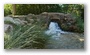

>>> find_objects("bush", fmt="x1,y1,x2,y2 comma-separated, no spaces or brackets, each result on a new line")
76,17,84,32
4,4,12,16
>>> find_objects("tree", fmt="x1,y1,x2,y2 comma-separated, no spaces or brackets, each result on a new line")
12,4,16,15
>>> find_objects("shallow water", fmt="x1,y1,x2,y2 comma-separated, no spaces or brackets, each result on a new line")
45,22,84,49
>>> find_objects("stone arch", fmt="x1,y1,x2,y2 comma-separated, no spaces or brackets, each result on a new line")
47,19,62,29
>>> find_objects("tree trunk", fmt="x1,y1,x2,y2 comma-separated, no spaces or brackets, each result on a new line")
12,4,16,16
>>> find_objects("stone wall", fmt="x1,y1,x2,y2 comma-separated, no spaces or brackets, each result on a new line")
27,12,78,32
5,12,81,33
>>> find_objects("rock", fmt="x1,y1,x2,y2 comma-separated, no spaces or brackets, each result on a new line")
4,12,82,33
4,17,15,24
79,39,84,42
65,13,72,18
4,17,27,25
27,14,35,19
29,19,35,23
26,12,80,32
14,18,27,25
4,24,13,33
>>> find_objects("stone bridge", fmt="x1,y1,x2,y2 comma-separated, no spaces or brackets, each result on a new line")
5,12,81,33
26,12,77,32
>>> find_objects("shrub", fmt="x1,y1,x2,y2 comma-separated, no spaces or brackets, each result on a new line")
4,4,12,16
76,17,84,32
71,13,84,33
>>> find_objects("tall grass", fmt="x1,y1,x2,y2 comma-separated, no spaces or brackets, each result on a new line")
4,20,50,49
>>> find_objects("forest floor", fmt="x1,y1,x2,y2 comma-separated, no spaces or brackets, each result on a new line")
45,33,84,49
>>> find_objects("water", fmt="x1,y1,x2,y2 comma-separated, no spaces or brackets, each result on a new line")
45,22,67,35
45,22,68,40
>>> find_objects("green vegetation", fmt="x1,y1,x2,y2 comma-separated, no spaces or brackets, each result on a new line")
4,4,84,18
71,13,84,33
4,4,84,49
4,20,50,49
4,4,12,16
76,17,84,32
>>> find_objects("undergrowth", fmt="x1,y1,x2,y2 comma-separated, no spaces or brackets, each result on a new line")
76,17,84,33
72,13,84,33
4,20,50,49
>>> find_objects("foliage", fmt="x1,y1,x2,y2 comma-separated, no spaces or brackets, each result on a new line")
4,4,84,33
4,4,12,16
4,4,84,19
4,19,50,49
70,12,84,33
15,4,60,15
76,17,84,32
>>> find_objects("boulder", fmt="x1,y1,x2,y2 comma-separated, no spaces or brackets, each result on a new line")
4,17,27,25
14,18,27,25
4,24,13,33
4,17,15,24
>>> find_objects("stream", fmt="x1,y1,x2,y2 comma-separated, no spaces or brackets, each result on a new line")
45,22,69,40
45,22,84,49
